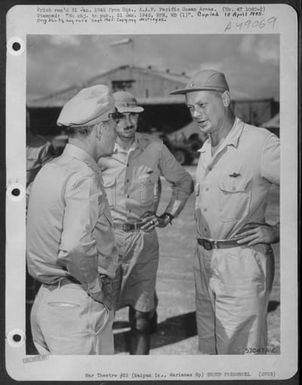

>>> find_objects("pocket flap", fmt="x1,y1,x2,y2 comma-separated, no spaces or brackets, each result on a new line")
219,174,251,192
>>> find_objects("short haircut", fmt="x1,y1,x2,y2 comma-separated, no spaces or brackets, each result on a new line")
64,125,94,138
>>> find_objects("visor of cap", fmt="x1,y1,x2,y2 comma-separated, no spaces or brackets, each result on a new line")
116,105,144,113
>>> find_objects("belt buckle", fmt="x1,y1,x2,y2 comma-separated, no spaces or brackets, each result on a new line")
135,223,142,231
203,239,213,251
122,223,131,232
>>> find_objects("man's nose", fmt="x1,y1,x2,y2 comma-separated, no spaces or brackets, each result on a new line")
191,107,200,119
125,115,133,124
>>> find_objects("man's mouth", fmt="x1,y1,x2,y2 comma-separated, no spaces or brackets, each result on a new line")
197,120,208,126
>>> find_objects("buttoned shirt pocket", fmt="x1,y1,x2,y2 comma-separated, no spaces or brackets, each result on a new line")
137,174,155,206
103,176,116,207
218,173,251,222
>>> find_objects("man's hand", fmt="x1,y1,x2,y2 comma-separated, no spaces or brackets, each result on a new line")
235,223,279,246
140,211,158,232
88,275,113,310
156,213,174,228
140,211,174,231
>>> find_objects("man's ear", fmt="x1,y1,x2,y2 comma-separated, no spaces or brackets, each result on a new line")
221,91,231,107
95,123,103,140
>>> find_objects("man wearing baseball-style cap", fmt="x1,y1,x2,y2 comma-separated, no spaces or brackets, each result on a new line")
171,69,280,354
98,90,193,355
27,85,120,355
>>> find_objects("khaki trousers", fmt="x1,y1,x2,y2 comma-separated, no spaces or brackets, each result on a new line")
194,244,274,354
31,283,114,355
113,229,159,312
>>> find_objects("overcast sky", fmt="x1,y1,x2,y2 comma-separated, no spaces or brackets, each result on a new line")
27,34,279,100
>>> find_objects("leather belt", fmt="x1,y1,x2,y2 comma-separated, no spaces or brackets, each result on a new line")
113,222,143,232
197,238,240,250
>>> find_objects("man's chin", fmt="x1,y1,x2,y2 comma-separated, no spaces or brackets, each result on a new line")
198,122,210,132
119,132,135,140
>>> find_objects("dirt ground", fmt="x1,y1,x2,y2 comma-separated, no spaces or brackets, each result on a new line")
114,166,280,355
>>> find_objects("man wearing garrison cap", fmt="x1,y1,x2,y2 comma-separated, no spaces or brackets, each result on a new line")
27,85,120,355
98,91,194,354
171,69,280,354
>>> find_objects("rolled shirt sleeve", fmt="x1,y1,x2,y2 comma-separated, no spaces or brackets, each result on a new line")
159,144,194,217
261,133,280,186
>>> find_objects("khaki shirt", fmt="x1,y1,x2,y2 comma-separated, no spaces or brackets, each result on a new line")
195,118,280,240
27,144,118,289
98,133,193,223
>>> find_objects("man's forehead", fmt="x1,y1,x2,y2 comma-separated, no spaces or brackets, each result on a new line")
185,90,219,104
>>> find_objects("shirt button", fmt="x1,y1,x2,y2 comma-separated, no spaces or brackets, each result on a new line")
204,208,207,212
205,187,209,191
126,194,130,198
208,167,212,171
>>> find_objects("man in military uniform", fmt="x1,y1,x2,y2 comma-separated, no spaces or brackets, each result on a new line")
27,85,119,355
26,109,54,302
98,91,194,354
170,69,280,354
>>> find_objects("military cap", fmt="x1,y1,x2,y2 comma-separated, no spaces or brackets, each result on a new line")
170,69,229,95
57,85,115,127
113,91,144,113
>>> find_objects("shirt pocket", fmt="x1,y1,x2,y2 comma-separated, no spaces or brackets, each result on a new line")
137,174,155,206
218,173,251,222
103,176,116,207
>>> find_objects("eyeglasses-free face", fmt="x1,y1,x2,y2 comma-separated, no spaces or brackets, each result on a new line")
115,112,140,141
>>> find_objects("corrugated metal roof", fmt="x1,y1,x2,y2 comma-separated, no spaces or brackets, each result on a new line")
27,65,189,108
27,65,271,108
136,66,189,83
138,96,185,105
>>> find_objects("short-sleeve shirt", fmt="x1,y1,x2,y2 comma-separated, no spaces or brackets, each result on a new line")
195,118,280,240
98,133,193,222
